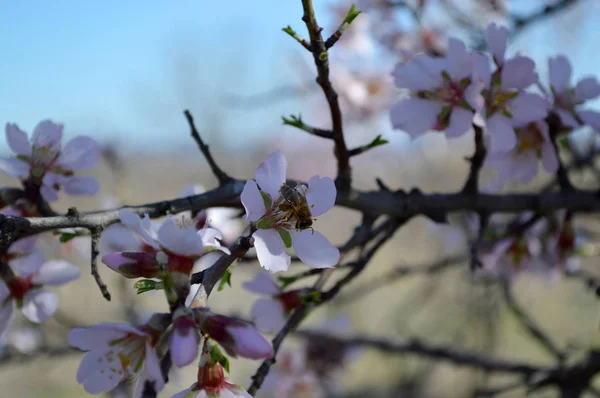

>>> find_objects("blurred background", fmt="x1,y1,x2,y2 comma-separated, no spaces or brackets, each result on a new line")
2,0,600,397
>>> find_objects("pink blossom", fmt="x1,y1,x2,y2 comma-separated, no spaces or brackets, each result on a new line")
241,151,339,273
0,120,100,202
548,55,600,130
172,360,251,398
170,311,200,367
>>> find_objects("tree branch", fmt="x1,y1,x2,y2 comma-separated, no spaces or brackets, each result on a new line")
90,226,110,301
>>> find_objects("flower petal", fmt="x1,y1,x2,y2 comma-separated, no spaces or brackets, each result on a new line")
134,344,165,398
57,136,100,171
292,230,340,268
241,179,266,222
306,176,336,217
255,150,287,199
579,110,600,130
0,158,30,179
548,55,572,94
253,229,290,273
486,114,516,153
486,23,508,65
64,176,99,196
119,210,160,249
251,299,287,333
243,272,280,295
574,77,600,102
541,140,559,174
392,54,444,91
82,367,123,395
511,93,549,125
445,108,473,138
40,184,59,203
226,325,273,359
10,251,44,277
170,322,199,367
31,120,63,152
158,217,204,256
0,294,14,339
5,123,32,156
21,289,58,323
390,98,442,137
555,108,579,129
171,386,195,398
471,52,492,87
445,38,471,81
32,260,80,286
501,56,538,90
100,224,143,253
68,327,127,351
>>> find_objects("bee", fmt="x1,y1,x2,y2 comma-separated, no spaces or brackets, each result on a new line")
278,182,313,231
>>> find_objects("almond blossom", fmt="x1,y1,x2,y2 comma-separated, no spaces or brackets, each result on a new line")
390,38,477,139
0,120,100,202
548,55,600,130
170,309,200,367
243,272,303,332
0,236,80,337
241,151,339,273
68,319,167,396
483,120,558,190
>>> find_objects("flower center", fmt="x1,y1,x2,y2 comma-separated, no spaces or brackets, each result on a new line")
166,252,197,275
277,291,302,314
106,333,150,381
195,361,227,393
6,276,34,299
516,123,545,153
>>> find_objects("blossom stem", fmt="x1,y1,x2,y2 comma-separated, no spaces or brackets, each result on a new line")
90,226,111,301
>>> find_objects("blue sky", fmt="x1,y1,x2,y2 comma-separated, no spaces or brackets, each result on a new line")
1,1,599,153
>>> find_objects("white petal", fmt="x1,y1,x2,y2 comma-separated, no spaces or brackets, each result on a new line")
471,52,492,87
40,184,59,202
5,123,32,156
392,54,444,91
170,325,199,367
32,260,80,286
21,289,58,323
541,141,559,174
251,299,287,333
134,345,164,398
241,179,266,222
579,110,600,130
171,386,195,398
486,114,516,153
512,153,539,184
68,327,127,351
31,120,63,151
8,235,38,254
445,108,473,138
64,176,99,196
243,272,280,295
292,230,340,269
486,23,508,65
445,38,471,81
0,299,14,339
100,224,142,253
119,210,160,249
548,55,572,94
57,136,100,171
501,56,538,90
390,98,442,137
255,150,287,199
158,217,204,256
76,349,110,382
198,227,228,254
306,176,336,217
83,367,123,394
574,77,600,102
0,157,30,178
511,93,549,125
10,251,44,277
253,230,290,273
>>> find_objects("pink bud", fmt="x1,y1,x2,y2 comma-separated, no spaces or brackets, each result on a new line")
102,251,160,278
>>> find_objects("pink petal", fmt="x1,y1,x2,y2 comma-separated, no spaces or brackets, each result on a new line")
135,344,165,397
40,184,59,202
579,110,600,130
32,260,80,286
486,114,516,153
241,179,266,222
21,289,58,323
10,251,44,277
511,93,549,125
574,77,600,102
445,38,471,81
555,108,579,129
100,224,142,253
57,136,100,171
292,230,340,269
170,320,199,367
119,210,160,249
251,299,287,332
390,98,442,137
31,120,63,151
471,52,492,87
255,150,287,199
486,23,508,65
0,295,14,339
171,386,195,398
253,229,290,273
548,55,572,94
392,54,444,91
464,81,485,113
64,176,99,196
306,175,336,217
501,56,538,90
0,157,30,178
541,141,559,174
445,108,473,138
513,153,539,183
5,123,32,156
243,272,280,295
226,325,273,359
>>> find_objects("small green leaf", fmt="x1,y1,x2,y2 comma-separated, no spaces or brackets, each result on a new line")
344,4,362,24
558,135,571,150
58,232,78,243
260,190,273,210
282,25,296,36
278,229,292,248
282,114,304,129
368,134,389,149
134,279,162,294
210,344,231,373
257,217,273,230
300,290,321,305
278,275,297,289
218,269,233,291
440,71,452,82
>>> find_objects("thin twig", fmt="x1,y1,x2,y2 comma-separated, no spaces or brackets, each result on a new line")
90,227,110,301
462,125,487,194
184,110,232,185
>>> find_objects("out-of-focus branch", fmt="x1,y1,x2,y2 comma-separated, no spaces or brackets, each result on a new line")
184,110,232,185
90,226,110,301
462,125,487,194
300,0,352,191
0,345,75,367
511,0,579,32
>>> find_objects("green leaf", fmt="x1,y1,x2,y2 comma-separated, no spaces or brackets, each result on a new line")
58,232,78,243
344,4,362,24
282,114,304,129
300,290,321,305
134,279,161,294
218,268,233,291
278,229,292,248
558,135,571,150
368,134,389,149
278,275,297,289
260,190,273,210
282,25,296,37
210,344,231,373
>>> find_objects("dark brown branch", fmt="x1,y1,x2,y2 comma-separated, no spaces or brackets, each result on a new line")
462,125,487,194
301,0,351,191
501,283,564,362
90,227,110,301
183,110,232,185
